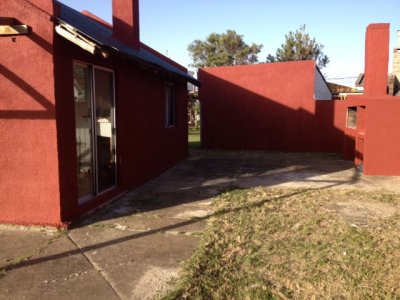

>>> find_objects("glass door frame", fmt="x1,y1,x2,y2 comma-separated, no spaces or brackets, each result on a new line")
73,61,117,205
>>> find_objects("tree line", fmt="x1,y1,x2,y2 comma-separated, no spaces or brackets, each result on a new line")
188,25,329,69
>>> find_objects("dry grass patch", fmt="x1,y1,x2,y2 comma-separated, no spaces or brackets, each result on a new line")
164,188,400,299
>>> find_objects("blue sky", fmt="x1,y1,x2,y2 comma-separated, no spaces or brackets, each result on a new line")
59,0,400,86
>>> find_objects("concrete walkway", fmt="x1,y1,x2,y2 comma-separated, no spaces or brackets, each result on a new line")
1,150,399,300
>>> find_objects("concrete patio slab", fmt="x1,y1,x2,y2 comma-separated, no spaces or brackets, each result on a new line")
0,232,119,300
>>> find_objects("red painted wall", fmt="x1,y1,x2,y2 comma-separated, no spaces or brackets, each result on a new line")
0,0,63,226
363,98,400,175
344,96,400,175
199,61,346,152
343,22,400,175
54,27,189,223
1,1,189,226
363,24,390,97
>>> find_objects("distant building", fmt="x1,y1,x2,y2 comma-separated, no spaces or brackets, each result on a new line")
393,30,400,79
355,73,400,96
187,71,198,94
327,82,362,100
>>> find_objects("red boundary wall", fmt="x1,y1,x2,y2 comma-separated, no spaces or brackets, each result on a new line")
199,61,346,152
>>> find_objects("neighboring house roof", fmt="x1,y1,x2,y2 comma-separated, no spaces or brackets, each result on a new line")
355,73,364,87
55,1,199,86
388,75,400,96
327,82,360,94
355,73,400,96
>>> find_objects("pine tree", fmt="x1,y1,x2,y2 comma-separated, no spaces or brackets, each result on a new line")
188,30,263,68
267,25,329,68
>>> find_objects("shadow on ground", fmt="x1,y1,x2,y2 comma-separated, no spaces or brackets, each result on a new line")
1,150,399,299
77,150,363,225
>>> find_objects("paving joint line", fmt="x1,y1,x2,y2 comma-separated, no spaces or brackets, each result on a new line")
67,234,124,300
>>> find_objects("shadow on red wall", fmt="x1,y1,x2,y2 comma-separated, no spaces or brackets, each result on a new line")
200,71,346,153
0,64,55,120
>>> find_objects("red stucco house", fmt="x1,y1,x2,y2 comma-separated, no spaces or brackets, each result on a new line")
199,61,347,152
0,0,198,227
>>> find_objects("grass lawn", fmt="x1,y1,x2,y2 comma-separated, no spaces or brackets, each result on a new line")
164,188,400,299
188,128,201,150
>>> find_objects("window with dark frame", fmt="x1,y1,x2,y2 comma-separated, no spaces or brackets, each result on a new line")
165,82,176,128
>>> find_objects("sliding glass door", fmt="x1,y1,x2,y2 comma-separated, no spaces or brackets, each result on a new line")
73,63,116,203
94,68,116,193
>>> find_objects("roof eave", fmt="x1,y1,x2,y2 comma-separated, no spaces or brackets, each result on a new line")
54,17,200,86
